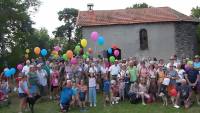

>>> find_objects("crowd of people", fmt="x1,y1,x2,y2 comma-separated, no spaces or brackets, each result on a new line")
1,54,200,113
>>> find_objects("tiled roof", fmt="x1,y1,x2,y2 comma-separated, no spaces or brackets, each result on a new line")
77,7,199,27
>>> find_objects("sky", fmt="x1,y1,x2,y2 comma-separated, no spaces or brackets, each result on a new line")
31,0,200,36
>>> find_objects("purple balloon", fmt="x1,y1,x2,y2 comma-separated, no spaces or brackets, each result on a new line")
114,50,119,57
91,32,98,42
17,64,23,70
71,58,77,65
54,46,61,51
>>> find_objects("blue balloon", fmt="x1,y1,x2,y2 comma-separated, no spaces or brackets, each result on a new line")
41,49,48,56
108,48,112,54
4,70,12,77
97,36,105,46
10,68,16,75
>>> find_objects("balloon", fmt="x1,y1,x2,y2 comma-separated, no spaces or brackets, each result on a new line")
108,48,112,54
51,51,58,55
54,46,61,51
82,54,88,59
25,54,29,58
112,44,118,49
4,70,12,77
10,68,16,75
17,64,23,70
25,49,30,53
88,48,93,54
34,47,40,55
81,39,87,48
97,36,105,46
170,88,177,97
62,54,68,61
90,32,99,42
75,45,81,52
41,49,48,56
114,50,119,57
109,56,115,63
66,50,73,59
71,58,77,65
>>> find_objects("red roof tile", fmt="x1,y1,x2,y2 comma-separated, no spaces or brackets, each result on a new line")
77,7,199,26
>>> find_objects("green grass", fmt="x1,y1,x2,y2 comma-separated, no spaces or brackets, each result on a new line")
1,94,200,113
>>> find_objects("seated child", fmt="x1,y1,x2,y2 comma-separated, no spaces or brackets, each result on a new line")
111,80,120,104
138,78,150,105
159,77,170,106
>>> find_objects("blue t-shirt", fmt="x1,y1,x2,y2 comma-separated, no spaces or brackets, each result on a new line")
18,81,28,94
194,62,200,69
103,80,110,92
72,87,78,96
60,87,73,104
187,69,199,83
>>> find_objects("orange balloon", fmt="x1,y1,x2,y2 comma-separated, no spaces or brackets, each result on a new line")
66,50,73,59
34,47,40,55
52,50,58,55
88,48,93,54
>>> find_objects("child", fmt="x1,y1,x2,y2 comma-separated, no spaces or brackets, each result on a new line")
138,78,150,105
111,80,120,104
119,77,125,101
50,66,59,100
88,64,97,107
129,82,140,104
103,75,111,106
71,82,79,108
78,80,87,112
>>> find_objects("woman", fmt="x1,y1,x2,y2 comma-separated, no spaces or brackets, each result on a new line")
139,61,150,87
18,73,30,113
148,64,157,101
50,66,60,100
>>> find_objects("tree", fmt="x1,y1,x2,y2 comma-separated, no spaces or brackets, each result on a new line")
191,6,200,19
53,8,82,50
127,3,152,9
0,0,40,66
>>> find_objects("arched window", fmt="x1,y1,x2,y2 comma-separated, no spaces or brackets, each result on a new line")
140,29,148,50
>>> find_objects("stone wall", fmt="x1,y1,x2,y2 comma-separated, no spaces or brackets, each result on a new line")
174,22,199,58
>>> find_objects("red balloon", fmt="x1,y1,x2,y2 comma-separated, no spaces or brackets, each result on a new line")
112,44,118,49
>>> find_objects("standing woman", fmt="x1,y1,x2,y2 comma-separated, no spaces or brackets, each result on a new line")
148,64,157,101
139,61,150,87
18,73,31,113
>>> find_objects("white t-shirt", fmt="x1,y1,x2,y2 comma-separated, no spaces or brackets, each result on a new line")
100,66,108,74
89,77,96,87
89,67,98,74
109,64,120,76
176,69,185,83
22,65,30,76
37,69,47,86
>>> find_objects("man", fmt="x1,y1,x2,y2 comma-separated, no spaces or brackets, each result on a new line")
37,63,48,96
175,79,192,109
22,60,31,76
60,80,73,112
109,60,120,80
185,64,200,105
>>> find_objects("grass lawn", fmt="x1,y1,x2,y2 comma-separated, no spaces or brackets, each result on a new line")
1,94,200,113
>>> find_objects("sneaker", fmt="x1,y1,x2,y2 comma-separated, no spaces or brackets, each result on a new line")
94,104,96,107
112,101,114,105
174,104,180,109
142,103,146,106
90,104,92,107
116,101,119,104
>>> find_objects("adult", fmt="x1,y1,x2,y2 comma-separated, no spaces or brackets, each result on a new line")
193,55,200,70
185,65,200,105
22,60,31,76
127,61,138,84
167,64,179,87
109,60,120,80
37,64,48,96
175,79,192,109
59,80,73,112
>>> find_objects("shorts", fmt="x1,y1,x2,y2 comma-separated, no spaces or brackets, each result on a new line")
51,85,58,92
60,102,70,111
79,92,86,102
191,85,198,94
18,93,27,98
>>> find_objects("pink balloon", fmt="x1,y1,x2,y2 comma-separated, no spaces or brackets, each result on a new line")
54,46,61,51
91,32,98,42
71,58,77,65
114,50,119,57
17,64,23,70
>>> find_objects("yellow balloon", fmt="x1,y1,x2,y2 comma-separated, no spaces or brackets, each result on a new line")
25,49,30,53
81,39,87,48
